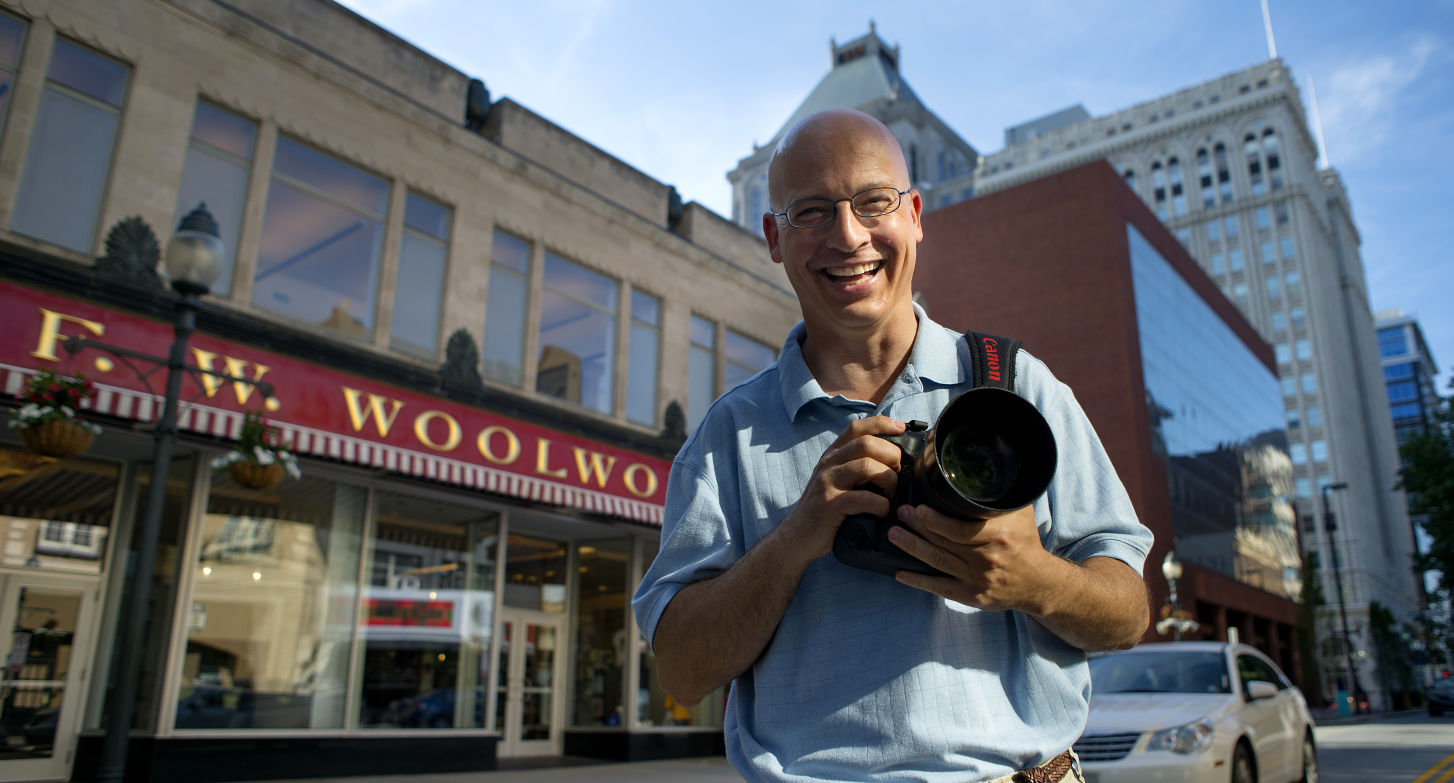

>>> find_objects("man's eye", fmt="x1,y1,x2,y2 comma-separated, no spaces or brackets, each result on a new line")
791,205,827,221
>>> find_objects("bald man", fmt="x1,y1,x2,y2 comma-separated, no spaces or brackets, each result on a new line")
633,109,1151,782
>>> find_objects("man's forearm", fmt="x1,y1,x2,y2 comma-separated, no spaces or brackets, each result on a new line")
651,522,814,706
1030,556,1149,651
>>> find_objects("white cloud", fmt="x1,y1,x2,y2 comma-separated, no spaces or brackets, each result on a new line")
1315,37,1435,164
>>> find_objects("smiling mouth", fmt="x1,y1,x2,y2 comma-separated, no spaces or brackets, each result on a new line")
822,261,882,283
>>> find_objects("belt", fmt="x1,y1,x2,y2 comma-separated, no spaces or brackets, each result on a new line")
1008,749,1076,783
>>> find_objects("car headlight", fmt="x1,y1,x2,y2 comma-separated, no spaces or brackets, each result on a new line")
1146,718,1215,754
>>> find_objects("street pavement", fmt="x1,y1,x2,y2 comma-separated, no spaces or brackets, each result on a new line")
239,756,744,783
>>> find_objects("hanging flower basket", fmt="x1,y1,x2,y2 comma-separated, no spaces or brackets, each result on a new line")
19,417,96,458
8,369,102,458
211,410,301,489
227,460,286,490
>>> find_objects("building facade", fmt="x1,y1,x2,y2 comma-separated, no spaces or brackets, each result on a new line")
1374,310,1442,445
725,25,980,236
0,1,800,780
917,161,1304,683
975,60,1419,708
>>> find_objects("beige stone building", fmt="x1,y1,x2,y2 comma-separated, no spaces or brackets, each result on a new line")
0,0,799,780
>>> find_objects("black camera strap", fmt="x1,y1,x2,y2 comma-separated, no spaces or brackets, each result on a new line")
965,331,1021,392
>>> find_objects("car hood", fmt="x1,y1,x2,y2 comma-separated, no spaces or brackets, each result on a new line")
1085,693,1237,732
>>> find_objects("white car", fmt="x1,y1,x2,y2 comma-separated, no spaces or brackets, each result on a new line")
1075,641,1316,783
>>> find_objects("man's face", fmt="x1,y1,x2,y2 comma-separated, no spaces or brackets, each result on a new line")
763,120,923,337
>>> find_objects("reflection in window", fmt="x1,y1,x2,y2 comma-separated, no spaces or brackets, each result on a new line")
391,192,451,358
483,231,530,385
358,493,496,729
254,137,387,336
11,39,129,252
0,448,116,573
1310,440,1327,463
174,101,255,295
536,253,617,414
573,539,628,727
1301,371,1317,394
724,330,775,391
1229,248,1244,273
626,291,661,426
1285,271,1301,298
1270,311,1286,332
1295,339,1311,361
1290,307,1306,329
0,11,25,165
177,473,365,729
1127,223,1296,599
1305,406,1321,428
688,315,716,431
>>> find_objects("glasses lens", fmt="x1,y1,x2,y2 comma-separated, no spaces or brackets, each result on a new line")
786,200,832,228
852,188,901,217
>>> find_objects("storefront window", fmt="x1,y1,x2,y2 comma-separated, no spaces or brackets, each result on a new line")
358,493,496,729
0,447,116,574
572,539,627,727
502,533,566,612
175,472,364,729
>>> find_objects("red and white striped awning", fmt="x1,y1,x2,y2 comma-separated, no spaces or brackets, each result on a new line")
3,363,662,526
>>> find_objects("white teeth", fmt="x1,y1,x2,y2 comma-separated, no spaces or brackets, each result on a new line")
824,261,882,279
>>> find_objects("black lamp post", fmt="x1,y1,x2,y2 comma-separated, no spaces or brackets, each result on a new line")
94,204,224,783
1321,480,1363,715
1162,550,1185,641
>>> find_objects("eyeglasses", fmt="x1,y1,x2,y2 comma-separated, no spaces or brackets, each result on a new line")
770,187,910,229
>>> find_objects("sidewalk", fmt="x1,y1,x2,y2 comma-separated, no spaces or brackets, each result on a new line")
239,757,743,783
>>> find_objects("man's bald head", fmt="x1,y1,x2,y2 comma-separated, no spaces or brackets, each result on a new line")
767,109,911,210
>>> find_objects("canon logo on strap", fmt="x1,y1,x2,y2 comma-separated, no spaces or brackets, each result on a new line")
981,336,1001,382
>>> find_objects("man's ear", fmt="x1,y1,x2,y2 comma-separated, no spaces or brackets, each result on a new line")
763,213,784,264
907,189,924,243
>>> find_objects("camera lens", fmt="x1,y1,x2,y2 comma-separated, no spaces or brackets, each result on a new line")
939,427,1019,502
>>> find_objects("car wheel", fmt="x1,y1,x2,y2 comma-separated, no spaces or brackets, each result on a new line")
1299,732,1317,783
1231,741,1256,783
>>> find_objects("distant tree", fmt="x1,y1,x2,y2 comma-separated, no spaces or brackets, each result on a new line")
1369,601,1416,709
1398,382,1454,661
1297,551,1327,707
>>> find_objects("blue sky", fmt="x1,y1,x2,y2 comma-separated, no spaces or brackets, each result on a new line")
337,0,1454,391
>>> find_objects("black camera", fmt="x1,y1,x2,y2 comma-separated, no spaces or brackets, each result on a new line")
832,387,1058,577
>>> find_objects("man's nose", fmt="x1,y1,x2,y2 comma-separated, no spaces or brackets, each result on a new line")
824,200,870,251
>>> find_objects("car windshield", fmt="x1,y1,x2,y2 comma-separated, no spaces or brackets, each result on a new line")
1089,650,1231,694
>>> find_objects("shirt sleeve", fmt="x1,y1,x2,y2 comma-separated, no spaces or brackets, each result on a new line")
1017,351,1155,575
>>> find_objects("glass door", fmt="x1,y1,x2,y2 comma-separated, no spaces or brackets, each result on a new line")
494,609,563,756
0,573,97,782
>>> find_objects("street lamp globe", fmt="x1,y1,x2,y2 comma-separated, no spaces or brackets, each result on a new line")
1161,550,1183,582
165,202,224,295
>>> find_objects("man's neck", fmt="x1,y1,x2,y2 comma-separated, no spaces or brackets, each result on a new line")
801,310,919,404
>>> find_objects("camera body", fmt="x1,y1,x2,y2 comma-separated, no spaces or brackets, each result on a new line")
832,387,1057,578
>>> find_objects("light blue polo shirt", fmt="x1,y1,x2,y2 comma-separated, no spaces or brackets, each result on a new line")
632,308,1152,782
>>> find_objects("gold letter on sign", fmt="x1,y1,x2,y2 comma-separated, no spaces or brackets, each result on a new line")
341,387,404,437
413,410,462,452
476,426,521,465
571,447,617,489
534,438,568,479
623,463,659,499
30,308,105,361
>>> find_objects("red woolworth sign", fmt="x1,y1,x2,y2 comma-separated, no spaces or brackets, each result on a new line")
0,280,667,524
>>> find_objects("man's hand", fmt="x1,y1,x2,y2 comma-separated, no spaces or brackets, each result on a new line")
888,504,1149,650
774,415,908,564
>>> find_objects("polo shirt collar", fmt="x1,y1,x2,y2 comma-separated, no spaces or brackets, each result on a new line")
778,304,967,420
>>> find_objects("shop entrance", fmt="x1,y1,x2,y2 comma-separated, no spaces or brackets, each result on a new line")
0,572,98,782
494,608,564,757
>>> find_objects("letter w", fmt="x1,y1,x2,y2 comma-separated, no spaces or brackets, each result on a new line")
341,386,404,437
192,349,272,405
572,447,618,489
